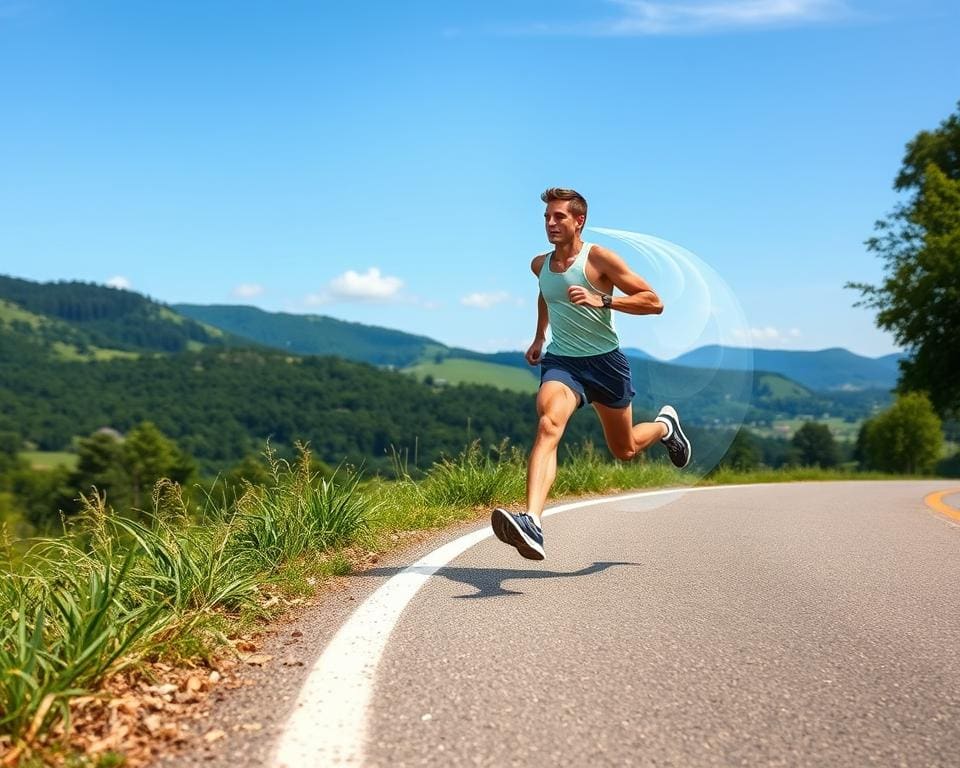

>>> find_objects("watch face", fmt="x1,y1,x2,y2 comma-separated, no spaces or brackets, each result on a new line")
602,294,612,308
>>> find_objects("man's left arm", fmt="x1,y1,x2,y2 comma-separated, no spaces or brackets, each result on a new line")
568,246,664,315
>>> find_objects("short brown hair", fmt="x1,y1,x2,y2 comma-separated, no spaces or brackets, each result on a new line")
541,188,588,230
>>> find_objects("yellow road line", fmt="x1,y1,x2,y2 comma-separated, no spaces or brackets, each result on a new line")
924,488,960,524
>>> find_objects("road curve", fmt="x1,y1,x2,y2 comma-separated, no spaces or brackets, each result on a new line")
274,481,960,768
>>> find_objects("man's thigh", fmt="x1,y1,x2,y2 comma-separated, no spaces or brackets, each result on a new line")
592,401,635,454
536,380,580,423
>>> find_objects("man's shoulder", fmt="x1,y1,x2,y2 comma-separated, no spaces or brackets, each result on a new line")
531,252,550,275
586,243,617,261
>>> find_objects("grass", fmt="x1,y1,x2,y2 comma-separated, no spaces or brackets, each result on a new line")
0,300,45,329
0,440,931,763
702,465,903,484
404,357,538,393
749,416,865,442
50,343,139,363
20,452,79,472
755,372,811,399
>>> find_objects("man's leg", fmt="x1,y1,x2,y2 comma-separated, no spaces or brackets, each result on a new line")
592,402,667,461
526,381,580,525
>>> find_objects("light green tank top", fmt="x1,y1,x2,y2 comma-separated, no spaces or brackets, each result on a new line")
538,241,620,357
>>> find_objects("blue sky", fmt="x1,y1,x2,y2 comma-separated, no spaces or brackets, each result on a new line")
1,0,957,358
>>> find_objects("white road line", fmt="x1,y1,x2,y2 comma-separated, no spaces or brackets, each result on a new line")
271,484,756,767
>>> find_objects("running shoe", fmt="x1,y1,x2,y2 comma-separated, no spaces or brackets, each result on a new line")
491,508,545,560
655,405,692,469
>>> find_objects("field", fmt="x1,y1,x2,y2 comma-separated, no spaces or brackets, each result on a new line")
755,372,811,398
748,416,863,442
405,356,539,394
20,450,79,471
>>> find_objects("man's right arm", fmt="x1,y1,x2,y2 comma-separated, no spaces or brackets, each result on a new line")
527,255,549,365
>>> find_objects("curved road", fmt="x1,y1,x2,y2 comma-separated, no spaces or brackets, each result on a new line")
272,481,960,767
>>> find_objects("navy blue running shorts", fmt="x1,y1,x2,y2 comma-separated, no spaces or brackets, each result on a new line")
540,348,636,409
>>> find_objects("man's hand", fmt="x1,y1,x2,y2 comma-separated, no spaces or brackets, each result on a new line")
526,338,545,366
567,285,603,308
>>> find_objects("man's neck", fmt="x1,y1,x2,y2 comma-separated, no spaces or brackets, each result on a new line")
553,236,584,262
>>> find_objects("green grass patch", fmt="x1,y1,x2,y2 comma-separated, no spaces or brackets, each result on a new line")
0,299,45,328
20,451,79,471
750,416,864,443
404,357,538,393
755,372,810,398
701,466,906,485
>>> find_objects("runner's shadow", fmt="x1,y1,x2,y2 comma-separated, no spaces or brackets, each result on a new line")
359,561,640,599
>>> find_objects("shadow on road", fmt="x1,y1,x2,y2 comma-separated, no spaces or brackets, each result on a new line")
357,561,640,599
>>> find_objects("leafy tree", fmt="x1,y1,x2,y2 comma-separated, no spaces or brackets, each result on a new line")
791,422,839,468
121,422,196,510
70,423,195,513
849,103,960,417
721,428,761,471
861,392,943,474
0,431,20,475
71,431,130,511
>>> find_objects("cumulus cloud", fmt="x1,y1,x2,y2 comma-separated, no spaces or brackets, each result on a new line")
307,267,404,305
733,326,802,344
513,0,849,36
460,291,512,309
232,283,265,299
106,276,131,290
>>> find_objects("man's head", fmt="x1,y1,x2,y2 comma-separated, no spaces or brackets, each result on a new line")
542,188,587,245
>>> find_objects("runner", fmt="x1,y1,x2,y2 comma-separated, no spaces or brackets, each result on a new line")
492,188,692,560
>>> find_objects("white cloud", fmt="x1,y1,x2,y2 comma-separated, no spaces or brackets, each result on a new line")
106,275,131,290
515,0,848,36
232,283,265,299
308,267,404,305
460,291,512,309
733,326,803,345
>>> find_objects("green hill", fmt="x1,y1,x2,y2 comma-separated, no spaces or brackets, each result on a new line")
0,274,231,356
406,357,538,393
670,345,902,391
174,303,442,367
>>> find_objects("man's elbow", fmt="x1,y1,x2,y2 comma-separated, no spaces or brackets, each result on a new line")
651,297,664,315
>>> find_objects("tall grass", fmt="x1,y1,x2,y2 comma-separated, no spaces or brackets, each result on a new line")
0,445,375,760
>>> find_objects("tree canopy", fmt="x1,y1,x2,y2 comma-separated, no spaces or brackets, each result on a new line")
849,102,960,417
860,393,943,475
791,422,839,469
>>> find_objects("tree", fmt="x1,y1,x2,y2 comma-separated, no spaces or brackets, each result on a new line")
861,392,943,474
849,103,960,417
791,422,839,468
721,428,761,471
70,423,195,514
121,422,195,510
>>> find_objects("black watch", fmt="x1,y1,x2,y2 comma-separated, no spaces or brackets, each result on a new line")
601,294,613,309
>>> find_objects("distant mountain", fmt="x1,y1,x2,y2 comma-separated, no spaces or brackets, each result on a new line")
0,274,232,356
174,304,444,368
622,347,654,361
669,345,903,391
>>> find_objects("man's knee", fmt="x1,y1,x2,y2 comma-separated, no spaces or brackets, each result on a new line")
537,413,567,442
609,443,639,461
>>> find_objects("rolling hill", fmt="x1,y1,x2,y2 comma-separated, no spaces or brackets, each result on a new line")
668,345,903,391
0,275,895,474
174,303,443,367
0,274,235,357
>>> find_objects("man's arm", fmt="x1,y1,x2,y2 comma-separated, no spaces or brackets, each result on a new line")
568,245,664,315
527,255,549,365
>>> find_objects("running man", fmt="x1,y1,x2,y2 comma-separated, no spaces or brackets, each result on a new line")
492,188,691,560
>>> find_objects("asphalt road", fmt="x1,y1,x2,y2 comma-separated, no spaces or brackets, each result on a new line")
166,481,960,768
347,481,959,767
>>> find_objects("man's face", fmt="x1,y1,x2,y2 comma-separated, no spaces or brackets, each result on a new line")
544,200,584,245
